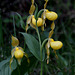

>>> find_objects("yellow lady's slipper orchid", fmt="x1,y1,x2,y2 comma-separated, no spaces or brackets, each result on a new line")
50,41,63,50
32,16,43,27
10,36,29,69
14,50,24,59
46,11,58,21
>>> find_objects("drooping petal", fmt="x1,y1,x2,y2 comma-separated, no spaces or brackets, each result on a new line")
24,53,30,63
41,12,46,20
11,48,15,57
44,0,48,9
27,16,32,24
49,30,54,38
47,49,50,64
45,42,50,64
17,58,22,65
30,22,36,29
31,0,34,4
9,57,13,69
53,50,58,59
11,35,19,47
29,4,35,15
51,21,55,30
26,24,29,32
26,16,32,32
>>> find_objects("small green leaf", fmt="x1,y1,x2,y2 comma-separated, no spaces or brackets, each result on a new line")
20,33,41,61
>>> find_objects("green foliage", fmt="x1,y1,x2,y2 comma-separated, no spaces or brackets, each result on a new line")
20,33,41,61
0,0,75,75
0,57,17,75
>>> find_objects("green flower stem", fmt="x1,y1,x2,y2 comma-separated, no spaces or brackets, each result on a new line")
36,19,43,75
40,39,48,75
41,38,48,51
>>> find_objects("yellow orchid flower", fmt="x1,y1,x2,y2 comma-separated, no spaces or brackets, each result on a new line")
41,0,48,31
50,41,63,59
45,11,58,21
45,38,63,64
26,15,44,32
50,41,63,50
26,0,36,32
32,16,43,27
10,36,29,69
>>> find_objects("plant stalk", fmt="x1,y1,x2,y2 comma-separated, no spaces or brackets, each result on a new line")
36,19,43,75
13,14,20,75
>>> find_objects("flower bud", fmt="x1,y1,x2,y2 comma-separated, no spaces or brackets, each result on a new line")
50,41,63,50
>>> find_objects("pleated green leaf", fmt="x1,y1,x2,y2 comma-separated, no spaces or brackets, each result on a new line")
20,33,41,61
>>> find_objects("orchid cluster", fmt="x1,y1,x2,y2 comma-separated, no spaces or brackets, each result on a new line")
25,0,63,64
10,0,63,74
10,36,29,69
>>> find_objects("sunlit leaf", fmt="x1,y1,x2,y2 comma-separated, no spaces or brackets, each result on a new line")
11,35,19,47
